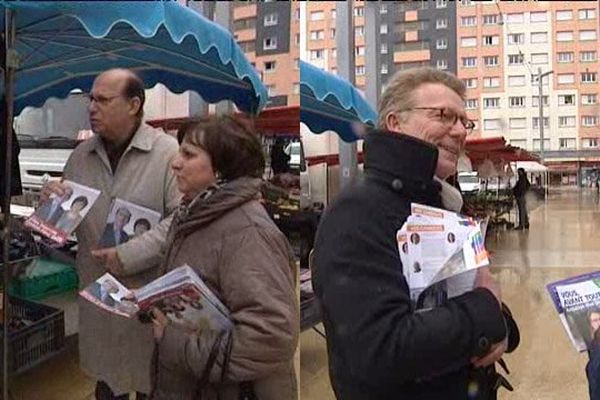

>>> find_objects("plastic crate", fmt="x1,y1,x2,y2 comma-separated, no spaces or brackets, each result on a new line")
10,262,79,301
1,297,65,375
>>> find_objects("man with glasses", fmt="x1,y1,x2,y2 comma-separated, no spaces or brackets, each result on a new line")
313,68,518,400
40,68,180,399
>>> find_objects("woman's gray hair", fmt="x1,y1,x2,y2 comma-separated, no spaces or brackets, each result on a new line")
378,67,466,129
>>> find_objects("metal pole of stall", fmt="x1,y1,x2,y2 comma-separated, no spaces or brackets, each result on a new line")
2,8,16,400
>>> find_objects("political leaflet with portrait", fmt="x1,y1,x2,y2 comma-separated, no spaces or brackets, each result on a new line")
396,203,489,302
80,264,232,334
24,180,100,245
547,270,600,352
98,198,161,248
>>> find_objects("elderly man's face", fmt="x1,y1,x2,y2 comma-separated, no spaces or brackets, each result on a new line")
386,83,468,179
88,70,140,142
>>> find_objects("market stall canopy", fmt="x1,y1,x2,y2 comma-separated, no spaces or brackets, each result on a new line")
147,106,300,138
300,60,377,143
515,161,548,173
466,136,540,165
0,1,267,114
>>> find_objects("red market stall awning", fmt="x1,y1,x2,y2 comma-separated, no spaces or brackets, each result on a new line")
147,106,300,137
466,136,540,165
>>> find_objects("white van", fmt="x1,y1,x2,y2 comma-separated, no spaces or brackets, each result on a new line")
457,172,482,193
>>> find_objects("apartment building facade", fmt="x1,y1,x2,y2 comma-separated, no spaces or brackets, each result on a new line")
304,0,458,92
233,1,300,107
457,0,600,184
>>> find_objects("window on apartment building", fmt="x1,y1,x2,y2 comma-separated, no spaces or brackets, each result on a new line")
556,10,573,21
531,53,549,64
510,118,527,129
436,18,448,29
381,64,388,74
557,31,574,41
310,30,324,41
483,78,500,88
238,40,255,53
264,13,278,27
507,54,524,65
330,29,336,39
310,11,324,21
483,14,499,25
380,4,388,14
355,26,365,37
381,24,389,34
461,37,477,47
558,52,574,63
331,9,336,19
532,117,550,129
460,0,474,6
483,97,500,108
293,83,300,95
381,43,388,54
436,38,448,50
331,67,337,74
558,95,575,106
294,8,300,21
483,119,501,130
507,33,524,45
581,51,597,62
463,78,477,89
509,97,526,108
436,0,447,9
484,56,499,67
266,85,276,97
462,57,477,68
508,75,526,87
532,95,549,107
310,49,324,60
483,35,499,46
506,13,524,24
557,73,575,84
462,16,476,27
263,37,277,50
436,59,448,70
530,11,548,22
355,46,365,57
533,139,551,151
294,34,300,46
582,116,599,127
294,59,299,69
356,66,366,76
580,30,597,41
559,138,576,149
264,61,276,73
465,99,478,110
396,41,430,52
531,32,548,44
582,72,597,83
579,9,596,20
332,49,337,58
559,116,576,127
582,94,598,105
354,7,364,17
583,138,599,148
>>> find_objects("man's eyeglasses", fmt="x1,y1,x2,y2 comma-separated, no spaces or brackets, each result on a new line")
83,93,122,106
400,107,476,134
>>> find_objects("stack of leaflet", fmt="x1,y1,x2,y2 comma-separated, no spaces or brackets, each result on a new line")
396,203,490,302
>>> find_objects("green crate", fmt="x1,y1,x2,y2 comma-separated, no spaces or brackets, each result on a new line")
10,261,79,301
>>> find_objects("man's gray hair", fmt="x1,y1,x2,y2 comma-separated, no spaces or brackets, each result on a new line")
378,67,466,129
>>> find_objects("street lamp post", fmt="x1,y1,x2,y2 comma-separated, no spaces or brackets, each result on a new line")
537,67,553,163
